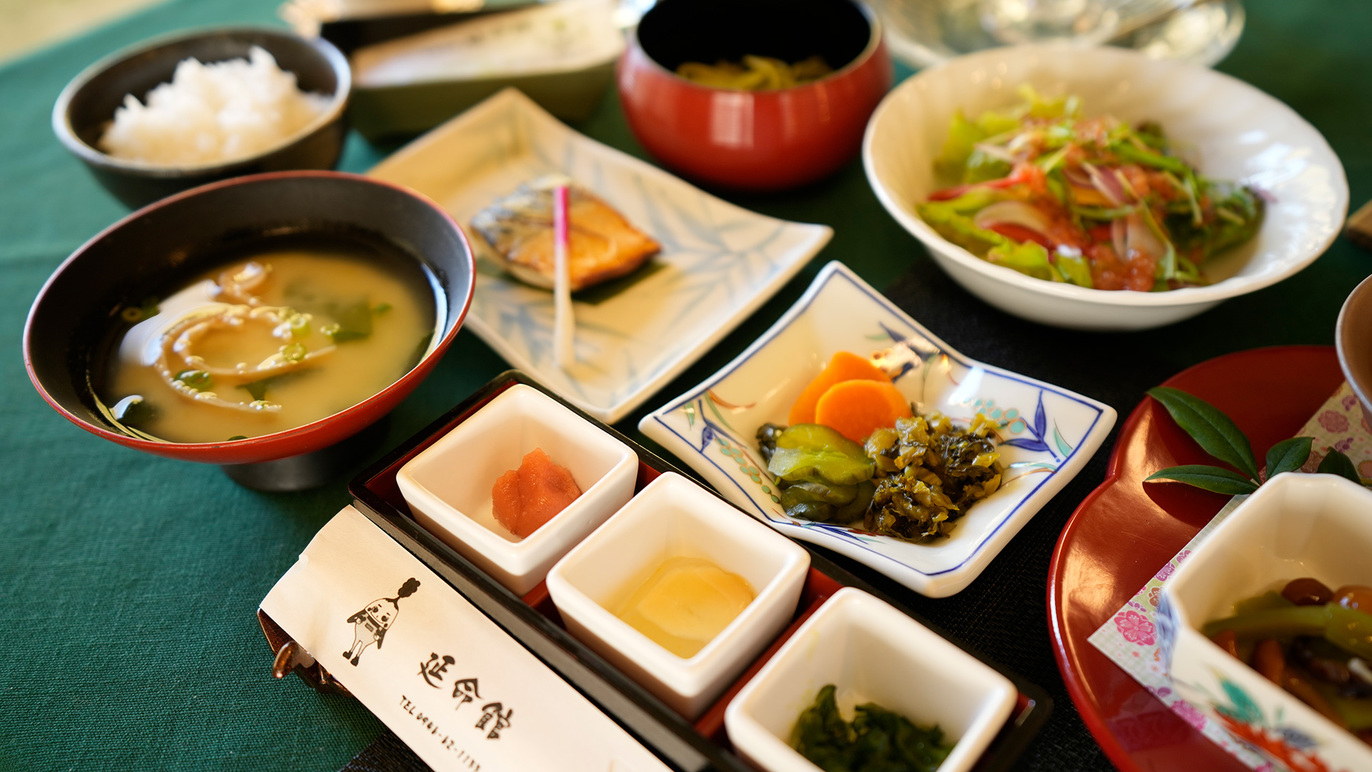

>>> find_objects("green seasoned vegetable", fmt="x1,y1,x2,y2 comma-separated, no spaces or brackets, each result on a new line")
174,369,213,390
1202,603,1372,661
766,423,877,486
758,423,876,524
863,412,1003,541
791,684,953,772
111,394,154,426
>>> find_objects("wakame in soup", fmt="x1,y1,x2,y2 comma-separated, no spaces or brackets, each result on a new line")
99,232,439,443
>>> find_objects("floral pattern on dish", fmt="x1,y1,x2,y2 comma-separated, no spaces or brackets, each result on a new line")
1191,676,1349,772
640,261,1117,597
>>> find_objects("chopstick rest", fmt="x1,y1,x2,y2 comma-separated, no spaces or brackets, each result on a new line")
1346,198,1372,252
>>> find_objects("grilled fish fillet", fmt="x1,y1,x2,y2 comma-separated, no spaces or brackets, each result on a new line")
471,175,661,291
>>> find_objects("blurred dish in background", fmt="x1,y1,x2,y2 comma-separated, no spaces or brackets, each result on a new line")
349,0,620,88
875,0,1245,68
281,0,622,140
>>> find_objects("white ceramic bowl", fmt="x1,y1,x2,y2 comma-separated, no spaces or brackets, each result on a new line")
1158,473,1372,772
640,261,1115,597
725,587,1016,772
863,43,1348,331
1337,274,1372,431
545,472,811,718
396,383,637,595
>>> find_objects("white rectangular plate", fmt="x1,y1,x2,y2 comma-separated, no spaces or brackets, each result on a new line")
369,88,832,423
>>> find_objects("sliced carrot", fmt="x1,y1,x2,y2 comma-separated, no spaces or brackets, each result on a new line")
788,351,891,426
813,379,913,443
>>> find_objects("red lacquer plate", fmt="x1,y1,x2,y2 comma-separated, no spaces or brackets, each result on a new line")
1048,345,1346,771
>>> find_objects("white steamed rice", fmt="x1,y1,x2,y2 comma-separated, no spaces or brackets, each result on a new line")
98,46,331,167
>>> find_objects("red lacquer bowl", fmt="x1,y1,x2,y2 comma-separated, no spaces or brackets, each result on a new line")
23,171,476,488
617,0,893,192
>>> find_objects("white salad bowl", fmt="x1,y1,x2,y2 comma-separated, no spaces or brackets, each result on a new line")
396,383,637,595
639,261,1116,597
724,587,1017,772
1158,473,1372,772
545,472,810,719
863,43,1348,331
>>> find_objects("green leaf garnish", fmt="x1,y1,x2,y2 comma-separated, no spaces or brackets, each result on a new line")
1146,386,1259,480
1145,465,1259,495
1316,448,1362,484
1266,437,1313,479
1146,389,1368,494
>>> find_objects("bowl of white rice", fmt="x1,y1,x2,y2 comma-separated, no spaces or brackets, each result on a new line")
54,26,351,208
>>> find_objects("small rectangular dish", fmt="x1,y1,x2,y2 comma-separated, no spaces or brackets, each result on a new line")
1159,473,1372,772
367,88,832,424
343,370,1051,771
639,261,1117,597
395,382,638,595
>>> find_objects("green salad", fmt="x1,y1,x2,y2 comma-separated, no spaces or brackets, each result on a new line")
918,86,1264,292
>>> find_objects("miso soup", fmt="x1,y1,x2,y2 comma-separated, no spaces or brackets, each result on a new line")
100,233,438,443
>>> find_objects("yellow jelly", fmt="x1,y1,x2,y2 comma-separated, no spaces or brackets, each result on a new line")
611,556,756,658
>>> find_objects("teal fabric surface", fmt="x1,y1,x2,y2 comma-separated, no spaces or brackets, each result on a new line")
2,1,1371,770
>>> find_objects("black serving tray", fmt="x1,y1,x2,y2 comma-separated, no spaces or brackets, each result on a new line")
344,370,1052,771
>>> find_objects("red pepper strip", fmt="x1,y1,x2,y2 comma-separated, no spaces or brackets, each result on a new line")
927,176,1023,201
986,223,1056,249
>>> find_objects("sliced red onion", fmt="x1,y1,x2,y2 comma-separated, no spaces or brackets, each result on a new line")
1081,161,1128,207
972,141,1016,164
1120,211,1167,264
1063,166,1093,188
972,200,1057,244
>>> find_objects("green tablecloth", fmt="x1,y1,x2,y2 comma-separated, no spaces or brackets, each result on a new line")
3,1,1370,769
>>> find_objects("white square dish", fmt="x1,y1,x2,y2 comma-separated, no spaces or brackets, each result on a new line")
545,471,811,719
396,383,637,595
1159,473,1372,772
724,587,1017,772
368,88,833,423
639,260,1116,597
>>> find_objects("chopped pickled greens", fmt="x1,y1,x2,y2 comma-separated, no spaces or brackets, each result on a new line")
791,684,953,772
918,85,1264,292
864,413,1002,541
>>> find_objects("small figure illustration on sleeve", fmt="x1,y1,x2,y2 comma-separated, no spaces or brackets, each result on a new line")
344,577,419,666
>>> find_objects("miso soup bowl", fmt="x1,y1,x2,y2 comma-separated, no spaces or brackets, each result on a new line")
546,472,811,719
396,384,638,596
23,171,476,488
616,0,893,191
53,26,351,209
